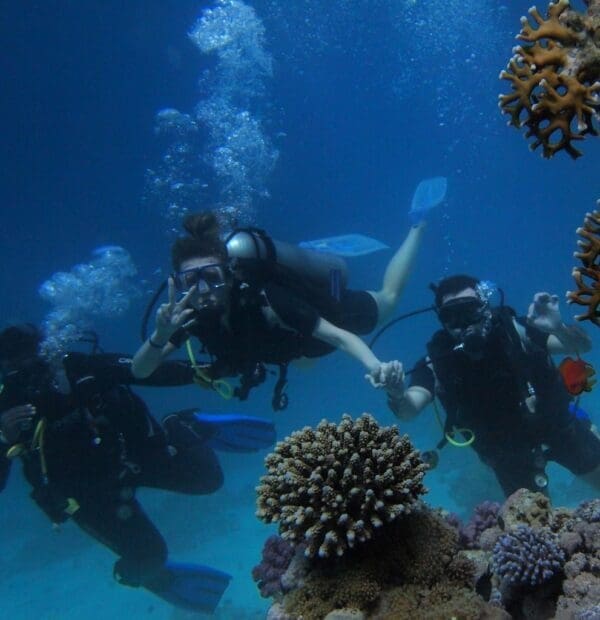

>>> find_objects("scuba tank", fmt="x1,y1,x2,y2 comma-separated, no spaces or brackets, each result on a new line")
140,228,349,341
225,229,348,296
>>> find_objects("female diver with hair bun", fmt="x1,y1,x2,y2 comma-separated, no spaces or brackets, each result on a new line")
132,209,432,408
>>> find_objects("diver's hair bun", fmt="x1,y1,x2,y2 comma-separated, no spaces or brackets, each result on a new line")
171,211,227,269
182,212,221,241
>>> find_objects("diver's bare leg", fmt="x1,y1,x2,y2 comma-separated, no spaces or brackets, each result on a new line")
368,223,426,324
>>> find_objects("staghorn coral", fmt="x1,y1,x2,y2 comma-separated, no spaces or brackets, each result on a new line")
256,413,427,559
492,524,565,587
499,0,600,158
569,203,600,325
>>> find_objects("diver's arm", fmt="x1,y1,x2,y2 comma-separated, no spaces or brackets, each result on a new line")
131,338,178,379
387,385,433,421
312,317,380,371
132,277,197,379
524,292,592,355
546,324,592,355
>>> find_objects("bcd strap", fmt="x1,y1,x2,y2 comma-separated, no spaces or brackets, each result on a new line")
234,363,267,401
272,364,289,411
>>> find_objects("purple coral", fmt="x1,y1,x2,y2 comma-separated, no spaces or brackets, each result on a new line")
493,525,565,587
460,501,501,549
252,535,295,598
574,499,600,524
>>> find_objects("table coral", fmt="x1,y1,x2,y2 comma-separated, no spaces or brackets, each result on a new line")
256,413,427,559
499,0,600,158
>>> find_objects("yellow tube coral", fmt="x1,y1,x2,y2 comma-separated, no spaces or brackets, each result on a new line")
499,0,600,158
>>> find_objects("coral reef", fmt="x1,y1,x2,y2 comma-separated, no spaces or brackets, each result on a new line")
252,535,296,598
498,488,552,531
499,0,600,158
452,500,502,549
493,525,565,587
256,416,600,618
256,414,427,558
569,203,600,325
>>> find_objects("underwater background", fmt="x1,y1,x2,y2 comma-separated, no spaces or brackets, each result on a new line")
2,1,599,617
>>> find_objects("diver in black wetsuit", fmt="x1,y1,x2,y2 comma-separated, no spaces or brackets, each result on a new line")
132,211,428,408
0,324,224,593
370,274,600,497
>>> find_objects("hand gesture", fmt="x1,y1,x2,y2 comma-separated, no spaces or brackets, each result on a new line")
155,278,197,340
0,404,36,444
366,360,405,399
527,292,562,334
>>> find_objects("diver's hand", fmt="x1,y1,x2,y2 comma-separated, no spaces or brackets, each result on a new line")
0,405,36,444
527,292,562,333
366,360,405,399
154,277,197,341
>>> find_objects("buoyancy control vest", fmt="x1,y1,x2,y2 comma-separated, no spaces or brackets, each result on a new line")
427,306,571,449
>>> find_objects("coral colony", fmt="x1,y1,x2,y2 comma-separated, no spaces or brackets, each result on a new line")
499,0,600,158
256,414,427,559
568,201,600,325
254,414,600,619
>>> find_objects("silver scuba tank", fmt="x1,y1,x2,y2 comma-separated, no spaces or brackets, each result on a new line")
225,229,348,291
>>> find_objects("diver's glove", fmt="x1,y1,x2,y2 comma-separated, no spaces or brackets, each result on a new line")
366,360,406,400
0,404,36,445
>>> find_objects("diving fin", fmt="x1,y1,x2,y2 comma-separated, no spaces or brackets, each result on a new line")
299,233,390,257
147,561,231,613
408,176,448,224
193,412,276,452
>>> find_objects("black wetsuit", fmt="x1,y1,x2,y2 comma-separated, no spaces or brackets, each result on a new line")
170,277,378,403
409,308,600,496
0,353,223,587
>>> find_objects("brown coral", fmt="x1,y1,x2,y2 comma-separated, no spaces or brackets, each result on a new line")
281,507,461,619
256,413,427,559
568,202,600,324
499,0,600,158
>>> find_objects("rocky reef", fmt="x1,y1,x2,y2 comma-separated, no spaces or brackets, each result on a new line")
254,415,600,619
499,0,600,158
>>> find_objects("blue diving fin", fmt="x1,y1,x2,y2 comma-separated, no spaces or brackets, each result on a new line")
299,233,389,257
408,176,448,224
147,561,231,613
193,412,276,452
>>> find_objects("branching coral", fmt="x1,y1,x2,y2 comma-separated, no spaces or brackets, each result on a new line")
252,535,296,598
492,524,565,587
568,203,600,324
256,414,427,558
499,0,600,158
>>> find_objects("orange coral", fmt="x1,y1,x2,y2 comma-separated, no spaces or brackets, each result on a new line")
567,202,600,324
499,0,600,158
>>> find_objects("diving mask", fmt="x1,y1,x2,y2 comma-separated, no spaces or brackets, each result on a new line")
437,297,487,329
173,264,227,294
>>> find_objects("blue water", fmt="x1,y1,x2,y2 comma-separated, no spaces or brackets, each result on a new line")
2,1,599,617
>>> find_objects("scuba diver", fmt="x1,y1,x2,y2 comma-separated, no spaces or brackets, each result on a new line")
0,324,275,613
132,210,431,409
370,274,600,497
